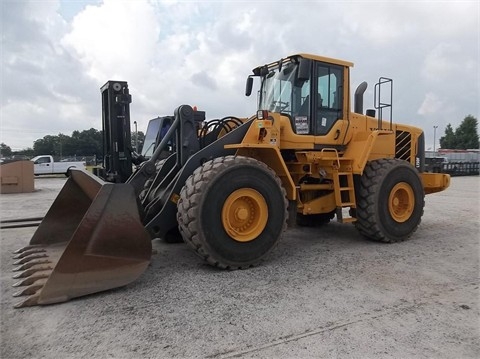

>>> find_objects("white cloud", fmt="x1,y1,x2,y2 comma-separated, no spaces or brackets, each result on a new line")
418,92,444,116
1,1,100,150
422,43,462,82
62,0,159,81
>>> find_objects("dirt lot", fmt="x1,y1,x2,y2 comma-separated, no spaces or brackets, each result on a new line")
1,176,479,358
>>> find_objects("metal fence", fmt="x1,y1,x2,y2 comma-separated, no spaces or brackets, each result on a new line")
441,162,479,176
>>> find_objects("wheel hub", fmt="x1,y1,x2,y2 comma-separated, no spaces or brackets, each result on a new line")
235,208,249,221
222,188,268,242
388,182,415,223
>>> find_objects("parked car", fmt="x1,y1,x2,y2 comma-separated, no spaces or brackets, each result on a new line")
31,155,86,175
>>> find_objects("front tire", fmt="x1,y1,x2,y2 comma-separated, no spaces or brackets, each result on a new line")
177,156,288,269
355,159,424,242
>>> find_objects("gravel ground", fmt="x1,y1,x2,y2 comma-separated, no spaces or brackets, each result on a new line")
1,175,479,359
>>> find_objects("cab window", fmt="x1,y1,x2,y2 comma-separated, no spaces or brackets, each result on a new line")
314,64,343,135
35,157,50,164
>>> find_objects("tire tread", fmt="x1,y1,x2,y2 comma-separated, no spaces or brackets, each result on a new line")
177,156,288,269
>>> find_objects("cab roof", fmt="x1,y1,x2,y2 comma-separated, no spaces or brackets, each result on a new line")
252,54,354,75
294,53,354,68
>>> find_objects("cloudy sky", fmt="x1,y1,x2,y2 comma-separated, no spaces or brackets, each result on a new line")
1,0,478,151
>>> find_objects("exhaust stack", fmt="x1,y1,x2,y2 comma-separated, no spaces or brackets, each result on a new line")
354,81,368,115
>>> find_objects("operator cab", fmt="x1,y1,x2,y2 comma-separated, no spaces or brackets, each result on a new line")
246,54,352,143
142,116,174,159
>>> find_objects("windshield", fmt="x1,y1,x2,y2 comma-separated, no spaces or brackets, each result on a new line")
142,117,162,158
258,62,310,117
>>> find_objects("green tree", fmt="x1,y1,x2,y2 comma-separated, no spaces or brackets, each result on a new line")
70,128,102,157
0,142,12,157
454,115,478,149
33,135,57,155
55,133,70,158
33,129,104,159
439,115,479,149
132,131,145,153
13,148,34,158
439,124,456,149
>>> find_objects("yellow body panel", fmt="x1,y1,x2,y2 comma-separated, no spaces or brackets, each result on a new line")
421,172,451,194
224,110,450,217
299,191,336,215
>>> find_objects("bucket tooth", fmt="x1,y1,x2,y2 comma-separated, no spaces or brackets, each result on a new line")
13,265,53,279
13,248,47,259
14,294,41,309
13,282,46,297
13,274,50,287
13,259,51,272
13,253,48,265
13,245,43,254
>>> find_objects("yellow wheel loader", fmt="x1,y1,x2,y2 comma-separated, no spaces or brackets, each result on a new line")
11,54,450,308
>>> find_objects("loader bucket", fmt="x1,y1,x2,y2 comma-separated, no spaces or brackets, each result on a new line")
11,169,151,308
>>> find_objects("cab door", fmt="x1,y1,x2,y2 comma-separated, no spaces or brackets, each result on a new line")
311,62,349,146
34,156,52,174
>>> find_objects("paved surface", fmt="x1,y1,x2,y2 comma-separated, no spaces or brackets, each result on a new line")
1,175,479,358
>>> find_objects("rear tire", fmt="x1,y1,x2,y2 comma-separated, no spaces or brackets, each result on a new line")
177,156,288,269
355,159,424,242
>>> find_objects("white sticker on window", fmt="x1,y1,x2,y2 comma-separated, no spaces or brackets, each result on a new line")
295,116,309,134
321,117,327,126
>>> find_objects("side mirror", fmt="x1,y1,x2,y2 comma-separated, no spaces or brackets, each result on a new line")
245,76,254,96
297,58,311,82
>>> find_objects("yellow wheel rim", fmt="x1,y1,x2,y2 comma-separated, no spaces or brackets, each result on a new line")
388,182,415,223
222,188,268,242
